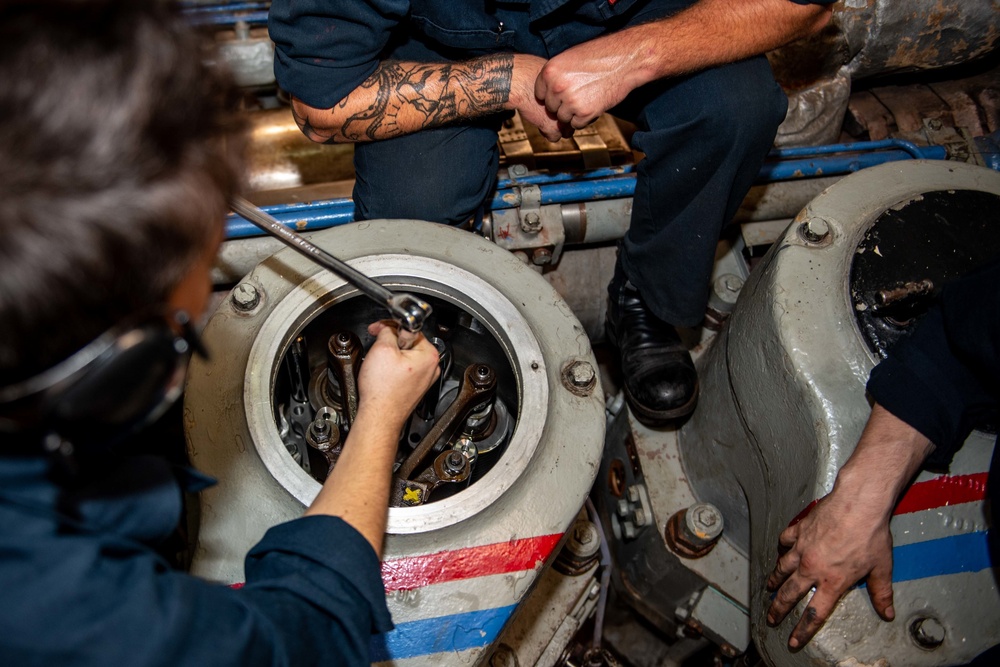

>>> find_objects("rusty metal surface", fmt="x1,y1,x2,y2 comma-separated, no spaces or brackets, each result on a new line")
837,0,1000,79
843,66,1000,169
770,1,1000,146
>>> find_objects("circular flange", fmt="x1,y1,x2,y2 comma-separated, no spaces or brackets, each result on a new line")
186,219,605,586
244,254,548,534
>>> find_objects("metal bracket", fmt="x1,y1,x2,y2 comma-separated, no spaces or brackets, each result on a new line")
491,184,567,267
921,117,980,165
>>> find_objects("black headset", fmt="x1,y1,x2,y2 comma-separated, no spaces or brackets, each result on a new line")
0,310,206,467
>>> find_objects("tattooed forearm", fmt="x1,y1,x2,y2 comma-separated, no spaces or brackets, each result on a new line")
292,54,514,144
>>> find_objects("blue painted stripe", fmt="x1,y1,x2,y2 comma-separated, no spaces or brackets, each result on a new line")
371,604,517,662
892,530,993,583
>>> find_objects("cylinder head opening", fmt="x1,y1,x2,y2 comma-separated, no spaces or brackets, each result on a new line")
243,255,548,534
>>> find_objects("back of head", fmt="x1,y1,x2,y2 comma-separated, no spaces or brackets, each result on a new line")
0,0,244,386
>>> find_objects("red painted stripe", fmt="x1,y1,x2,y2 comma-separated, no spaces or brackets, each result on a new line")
381,533,563,592
894,472,988,516
789,472,989,528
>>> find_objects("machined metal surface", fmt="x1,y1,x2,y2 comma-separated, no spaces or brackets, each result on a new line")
184,219,605,665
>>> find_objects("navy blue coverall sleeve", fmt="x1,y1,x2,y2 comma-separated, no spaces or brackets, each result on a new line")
0,465,392,667
867,259,1000,467
269,0,410,108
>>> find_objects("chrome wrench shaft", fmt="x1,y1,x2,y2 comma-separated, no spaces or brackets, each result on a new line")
231,196,431,348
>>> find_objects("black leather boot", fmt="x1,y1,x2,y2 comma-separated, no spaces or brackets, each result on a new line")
606,261,698,425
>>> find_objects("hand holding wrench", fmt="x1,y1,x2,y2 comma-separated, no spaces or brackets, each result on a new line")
230,196,432,349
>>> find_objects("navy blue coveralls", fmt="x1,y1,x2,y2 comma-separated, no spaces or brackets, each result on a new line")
0,453,391,666
270,0,833,327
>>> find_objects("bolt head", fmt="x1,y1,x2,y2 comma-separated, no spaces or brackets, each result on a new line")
520,211,542,234
684,502,724,543
573,522,596,545
531,247,552,266
469,364,495,388
231,283,260,311
623,522,637,540
569,361,596,388
617,499,630,517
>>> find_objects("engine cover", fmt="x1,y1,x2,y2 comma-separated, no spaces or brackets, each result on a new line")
607,160,1000,665
184,220,605,665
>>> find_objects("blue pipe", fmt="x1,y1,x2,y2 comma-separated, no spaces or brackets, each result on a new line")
227,201,355,239
758,148,947,181
495,165,635,190
225,141,954,239
181,3,269,26
974,131,1000,172
185,11,269,26
767,138,943,161
180,2,269,13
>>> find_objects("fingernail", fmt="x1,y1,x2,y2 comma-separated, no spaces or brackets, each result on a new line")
788,637,799,649
885,605,895,620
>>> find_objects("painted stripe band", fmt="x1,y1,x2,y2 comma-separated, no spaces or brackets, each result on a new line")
371,604,517,662
380,533,563,592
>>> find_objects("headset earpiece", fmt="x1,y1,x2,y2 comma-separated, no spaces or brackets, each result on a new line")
0,310,201,459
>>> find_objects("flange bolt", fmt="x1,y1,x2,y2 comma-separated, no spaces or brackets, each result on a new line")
231,283,261,311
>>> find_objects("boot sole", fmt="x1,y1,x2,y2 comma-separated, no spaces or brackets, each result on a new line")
624,380,699,426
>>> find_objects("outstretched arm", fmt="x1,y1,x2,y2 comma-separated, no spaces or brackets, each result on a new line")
292,53,565,144
535,0,832,129
304,322,440,556
765,404,934,649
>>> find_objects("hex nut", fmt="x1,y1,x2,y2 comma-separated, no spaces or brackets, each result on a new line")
508,164,529,178
520,212,542,234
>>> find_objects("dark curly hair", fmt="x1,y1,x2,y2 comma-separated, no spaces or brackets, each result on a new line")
0,0,245,385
